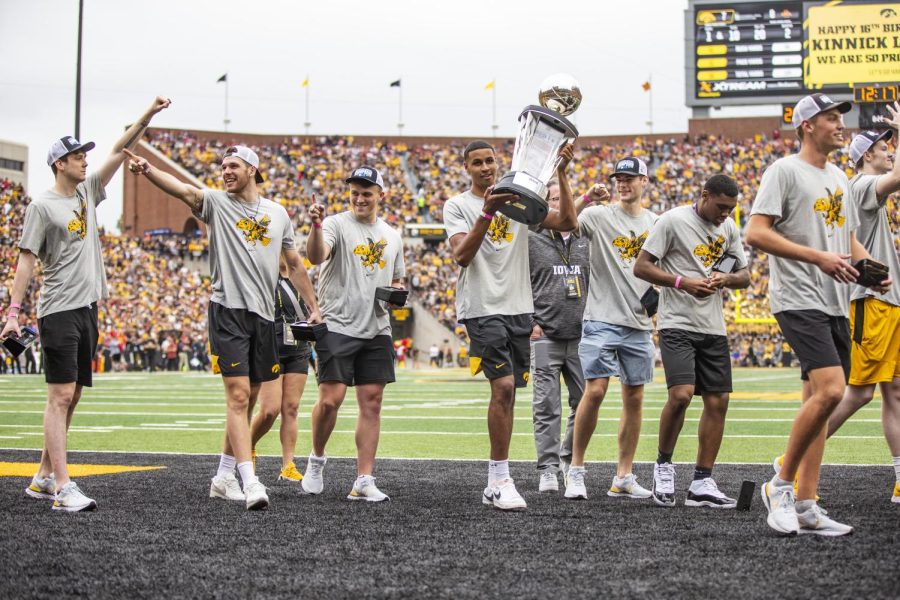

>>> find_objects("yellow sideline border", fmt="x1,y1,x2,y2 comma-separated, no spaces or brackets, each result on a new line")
733,203,777,324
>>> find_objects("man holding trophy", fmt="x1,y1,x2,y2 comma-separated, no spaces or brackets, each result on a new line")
443,75,581,510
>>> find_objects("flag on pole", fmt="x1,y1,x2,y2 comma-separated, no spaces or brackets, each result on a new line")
302,77,309,88
642,81,651,92
484,80,495,91
217,73,227,83
390,79,401,87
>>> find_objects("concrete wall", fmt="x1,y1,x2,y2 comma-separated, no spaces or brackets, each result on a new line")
0,139,28,188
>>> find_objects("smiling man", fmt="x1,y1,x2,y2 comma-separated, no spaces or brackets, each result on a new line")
303,166,405,502
1,96,171,512
634,174,749,510
444,141,577,511
123,144,320,511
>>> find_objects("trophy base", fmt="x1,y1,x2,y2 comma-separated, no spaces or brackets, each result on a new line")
493,171,548,225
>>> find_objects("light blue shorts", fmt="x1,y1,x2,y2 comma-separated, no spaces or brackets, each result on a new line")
578,320,654,385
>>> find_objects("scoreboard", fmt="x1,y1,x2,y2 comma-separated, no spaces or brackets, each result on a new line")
687,0,900,106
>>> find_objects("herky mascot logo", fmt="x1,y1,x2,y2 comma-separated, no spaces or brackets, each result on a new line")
354,237,389,275
612,230,648,265
236,215,272,246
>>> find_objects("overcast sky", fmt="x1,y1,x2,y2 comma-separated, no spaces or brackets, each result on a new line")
0,0,778,230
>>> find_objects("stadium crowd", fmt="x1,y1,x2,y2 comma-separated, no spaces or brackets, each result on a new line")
5,128,852,373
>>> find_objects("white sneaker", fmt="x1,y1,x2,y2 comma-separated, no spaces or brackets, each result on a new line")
483,479,526,511
761,478,799,535
652,463,676,507
348,475,390,502
538,471,559,492
300,454,327,495
797,503,853,537
52,482,97,512
209,472,245,501
25,473,56,500
564,468,587,500
685,477,736,509
244,481,269,510
608,473,652,499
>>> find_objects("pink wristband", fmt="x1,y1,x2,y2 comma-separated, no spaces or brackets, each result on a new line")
9,303,20,310
674,276,683,289
582,193,592,204
312,222,322,229
481,212,495,221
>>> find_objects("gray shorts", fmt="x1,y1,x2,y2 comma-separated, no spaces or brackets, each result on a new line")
578,320,654,385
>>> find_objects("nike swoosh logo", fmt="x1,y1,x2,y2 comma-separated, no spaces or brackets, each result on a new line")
495,362,507,369
230,362,240,367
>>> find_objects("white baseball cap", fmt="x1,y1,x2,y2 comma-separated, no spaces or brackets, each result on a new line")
46,136,95,166
849,129,893,164
791,93,852,128
223,145,264,184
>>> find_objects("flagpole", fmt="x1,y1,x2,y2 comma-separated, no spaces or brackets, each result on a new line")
491,83,497,138
648,74,653,134
304,75,310,135
397,79,404,137
223,74,230,133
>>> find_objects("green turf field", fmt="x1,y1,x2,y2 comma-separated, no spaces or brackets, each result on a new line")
0,368,890,464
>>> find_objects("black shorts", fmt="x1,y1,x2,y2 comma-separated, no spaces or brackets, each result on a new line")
208,302,279,383
38,303,98,387
278,340,311,375
659,328,732,395
315,332,395,386
463,314,531,388
774,310,850,382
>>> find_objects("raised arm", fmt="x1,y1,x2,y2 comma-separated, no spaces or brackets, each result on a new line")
282,247,321,323
540,144,577,231
305,199,332,265
574,182,611,215
0,250,38,339
96,96,171,187
745,213,857,283
122,148,204,212
875,102,900,200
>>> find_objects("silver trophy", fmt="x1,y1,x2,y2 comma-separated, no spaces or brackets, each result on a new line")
493,73,581,225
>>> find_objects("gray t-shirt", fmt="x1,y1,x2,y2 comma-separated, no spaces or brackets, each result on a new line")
19,172,109,318
195,189,294,321
751,155,858,317
641,205,747,335
318,211,405,339
443,190,533,320
578,203,658,330
848,173,900,306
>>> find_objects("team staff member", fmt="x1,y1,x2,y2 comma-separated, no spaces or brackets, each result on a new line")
248,254,314,483
565,157,655,501
826,105,900,504
124,144,320,511
444,141,577,511
748,93,889,536
303,166,405,502
528,179,591,493
634,174,749,509
2,96,171,512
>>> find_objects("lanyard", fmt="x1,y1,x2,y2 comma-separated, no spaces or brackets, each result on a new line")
277,278,308,322
549,231,573,266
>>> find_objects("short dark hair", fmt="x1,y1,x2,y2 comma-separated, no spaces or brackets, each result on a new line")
463,140,494,163
51,163,58,176
855,157,865,170
703,174,739,198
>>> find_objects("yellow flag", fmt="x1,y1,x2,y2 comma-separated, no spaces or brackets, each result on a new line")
484,80,495,91
302,77,309,88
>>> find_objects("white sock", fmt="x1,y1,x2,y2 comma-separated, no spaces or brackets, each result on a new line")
569,465,586,473
309,452,326,464
237,461,258,487
488,459,510,485
772,476,793,489
217,454,236,479
355,474,373,489
892,456,900,483
795,499,815,513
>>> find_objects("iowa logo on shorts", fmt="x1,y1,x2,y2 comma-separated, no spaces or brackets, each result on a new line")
354,237,388,273
487,214,514,246
612,230,648,264
814,187,845,230
694,234,726,268
236,215,272,246
67,199,87,240
272,364,280,374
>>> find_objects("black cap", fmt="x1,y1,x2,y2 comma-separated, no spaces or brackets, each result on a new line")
610,156,649,179
345,166,384,189
47,136,96,166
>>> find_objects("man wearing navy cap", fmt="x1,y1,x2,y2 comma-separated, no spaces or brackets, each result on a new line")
827,102,900,504
303,166,405,502
748,93,891,535
1,96,171,512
